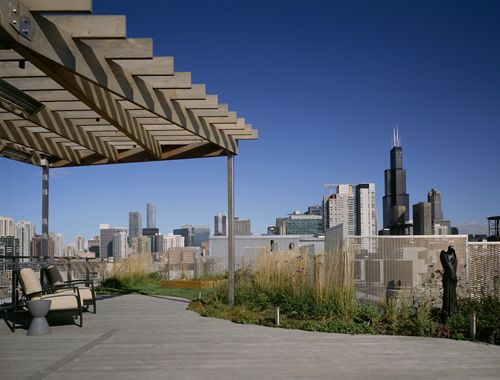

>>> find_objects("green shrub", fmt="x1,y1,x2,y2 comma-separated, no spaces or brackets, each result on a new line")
447,296,500,345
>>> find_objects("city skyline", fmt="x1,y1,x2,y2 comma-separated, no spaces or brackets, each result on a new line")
1,0,499,240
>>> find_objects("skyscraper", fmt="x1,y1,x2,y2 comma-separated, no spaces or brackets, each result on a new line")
323,184,355,234
413,202,432,235
0,216,15,236
427,189,443,221
147,203,156,229
15,220,35,257
193,226,210,246
214,213,227,236
0,236,19,257
75,235,85,253
112,231,128,259
128,211,142,246
427,188,452,234
143,228,159,253
88,236,100,257
234,218,252,236
100,224,127,259
49,232,64,257
382,128,410,234
174,225,194,247
158,233,185,252
355,183,378,236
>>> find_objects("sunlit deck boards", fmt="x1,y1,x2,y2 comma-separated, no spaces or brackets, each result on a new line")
0,294,499,380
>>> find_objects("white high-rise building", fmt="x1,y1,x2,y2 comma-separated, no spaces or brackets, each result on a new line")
324,184,355,235
159,234,185,252
15,221,35,257
0,216,15,236
323,183,377,237
112,231,128,259
75,235,85,253
49,232,64,257
355,183,378,236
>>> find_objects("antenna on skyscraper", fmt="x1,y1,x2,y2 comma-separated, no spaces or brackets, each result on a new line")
392,124,401,148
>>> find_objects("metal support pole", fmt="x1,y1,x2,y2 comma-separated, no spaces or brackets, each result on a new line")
227,153,235,306
41,164,49,259
85,258,90,287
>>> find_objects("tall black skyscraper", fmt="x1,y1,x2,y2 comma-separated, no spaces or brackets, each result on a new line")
382,128,410,234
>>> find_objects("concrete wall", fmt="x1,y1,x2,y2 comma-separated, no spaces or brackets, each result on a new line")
209,235,325,265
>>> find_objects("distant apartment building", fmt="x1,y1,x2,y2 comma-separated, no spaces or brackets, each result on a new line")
15,220,35,257
324,184,355,234
132,236,152,254
286,212,323,235
355,184,378,236
49,232,64,257
147,203,156,229
88,236,100,257
65,245,76,257
193,226,210,246
0,216,15,237
112,231,128,259
323,184,377,237
75,235,85,253
143,228,159,252
0,236,19,257
158,233,185,252
31,234,54,258
271,204,325,236
413,202,432,235
128,212,142,246
174,225,194,247
100,224,127,259
214,213,227,236
234,218,252,236
173,225,210,247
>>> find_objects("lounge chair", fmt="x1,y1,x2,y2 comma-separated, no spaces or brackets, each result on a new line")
42,265,97,314
17,268,83,327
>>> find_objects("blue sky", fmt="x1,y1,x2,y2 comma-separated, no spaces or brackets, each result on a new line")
1,0,500,243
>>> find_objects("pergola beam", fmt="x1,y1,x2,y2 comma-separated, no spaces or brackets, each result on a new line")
23,0,92,13
0,0,257,168
43,15,126,38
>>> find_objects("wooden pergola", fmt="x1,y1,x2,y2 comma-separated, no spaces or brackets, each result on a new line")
0,0,256,304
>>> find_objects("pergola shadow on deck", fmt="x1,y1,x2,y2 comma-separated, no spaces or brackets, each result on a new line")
0,0,257,304
1,294,500,380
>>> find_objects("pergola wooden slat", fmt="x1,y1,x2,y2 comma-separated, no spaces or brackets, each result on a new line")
0,0,257,167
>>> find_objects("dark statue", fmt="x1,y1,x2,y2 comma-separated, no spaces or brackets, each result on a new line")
440,245,458,318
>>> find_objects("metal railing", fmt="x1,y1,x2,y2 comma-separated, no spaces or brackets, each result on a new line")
0,256,105,308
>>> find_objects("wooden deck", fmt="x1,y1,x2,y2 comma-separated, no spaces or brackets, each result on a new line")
1,294,499,380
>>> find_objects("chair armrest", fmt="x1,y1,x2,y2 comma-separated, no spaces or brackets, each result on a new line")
53,283,81,293
64,279,94,287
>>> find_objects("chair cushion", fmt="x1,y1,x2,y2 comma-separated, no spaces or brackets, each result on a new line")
19,268,42,296
45,265,65,286
32,293,79,311
56,288,94,302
